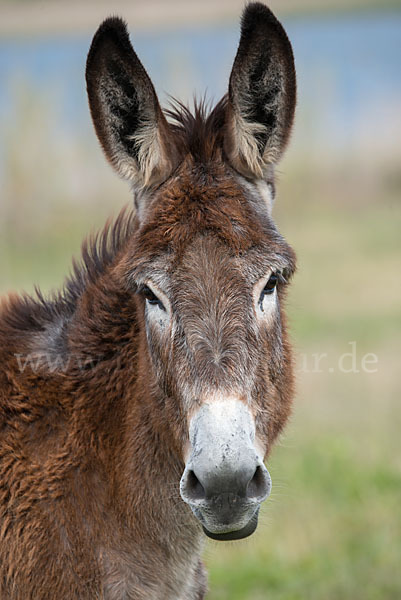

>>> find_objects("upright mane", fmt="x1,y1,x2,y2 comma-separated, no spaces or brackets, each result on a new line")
0,208,136,335
165,96,228,164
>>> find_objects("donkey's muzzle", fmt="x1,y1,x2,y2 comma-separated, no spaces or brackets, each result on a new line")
180,464,270,540
180,398,272,540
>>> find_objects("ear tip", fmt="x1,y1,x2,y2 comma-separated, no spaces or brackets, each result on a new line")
86,15,130,77
242,3,274,19
96,15,129,37
239,3,294,67
241,3,281,32
88,15,130,57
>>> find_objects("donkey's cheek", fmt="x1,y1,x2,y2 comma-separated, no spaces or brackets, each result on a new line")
144,316,173,386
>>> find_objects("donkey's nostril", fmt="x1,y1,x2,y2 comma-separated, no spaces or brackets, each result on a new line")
246,465,271,501
182,469,206,502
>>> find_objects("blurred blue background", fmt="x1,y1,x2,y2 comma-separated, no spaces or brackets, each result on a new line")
1,11,400,156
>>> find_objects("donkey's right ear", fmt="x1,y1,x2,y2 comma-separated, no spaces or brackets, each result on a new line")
86,17,175,188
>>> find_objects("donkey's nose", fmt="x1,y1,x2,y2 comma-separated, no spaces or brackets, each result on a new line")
181,461,271,505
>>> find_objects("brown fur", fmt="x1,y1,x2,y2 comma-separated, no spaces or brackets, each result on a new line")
0,3,297,598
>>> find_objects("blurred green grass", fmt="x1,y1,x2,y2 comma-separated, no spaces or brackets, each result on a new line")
1,84,400,599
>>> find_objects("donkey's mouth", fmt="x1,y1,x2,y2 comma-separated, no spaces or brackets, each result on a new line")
201,509,260,542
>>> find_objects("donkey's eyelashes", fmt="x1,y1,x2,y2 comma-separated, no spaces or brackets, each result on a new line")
258,272,278,312
262,273,278,295
140,285,165,311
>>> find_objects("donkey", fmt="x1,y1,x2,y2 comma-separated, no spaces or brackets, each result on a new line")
0,3,296,599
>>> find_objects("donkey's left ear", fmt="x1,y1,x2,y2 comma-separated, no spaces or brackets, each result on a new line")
225,3,296,179
86,17,175,188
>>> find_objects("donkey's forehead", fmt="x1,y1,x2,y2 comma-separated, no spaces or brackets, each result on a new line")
136,163,276,254
172,235,288,287
129,228,293,291
126,162,295,286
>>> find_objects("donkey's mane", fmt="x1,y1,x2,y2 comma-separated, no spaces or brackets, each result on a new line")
166,96,228,163
1,208,136,334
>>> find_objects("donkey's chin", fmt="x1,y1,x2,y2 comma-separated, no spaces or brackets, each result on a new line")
192,506,260,542
202,509,260,541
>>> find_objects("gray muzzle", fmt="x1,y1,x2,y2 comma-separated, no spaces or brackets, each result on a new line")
180,398,271,541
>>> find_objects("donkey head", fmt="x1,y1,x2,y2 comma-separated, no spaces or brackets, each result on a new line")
86,2,296,541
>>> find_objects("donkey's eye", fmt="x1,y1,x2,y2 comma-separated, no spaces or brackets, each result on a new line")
261,273,278,297
141,286,165,310
258,273,278,312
